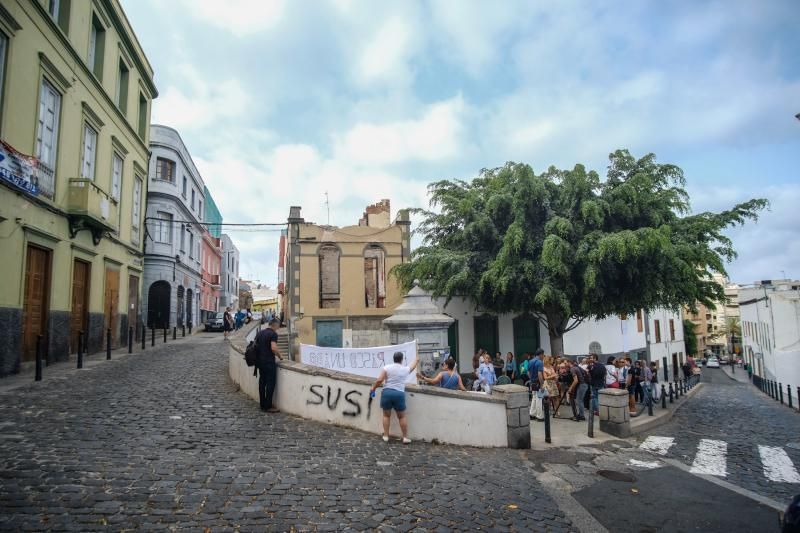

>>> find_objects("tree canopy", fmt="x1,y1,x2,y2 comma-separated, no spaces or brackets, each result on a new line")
392,149,767,355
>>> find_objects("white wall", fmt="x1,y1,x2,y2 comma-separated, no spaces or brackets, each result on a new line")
229,344,509,447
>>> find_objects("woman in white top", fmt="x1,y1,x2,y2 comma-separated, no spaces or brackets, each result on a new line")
605,356,621,389
370,351,419,444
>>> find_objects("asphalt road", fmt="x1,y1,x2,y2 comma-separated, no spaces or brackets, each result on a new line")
0,334,574,532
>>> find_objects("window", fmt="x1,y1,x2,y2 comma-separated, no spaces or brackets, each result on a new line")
36,78,61,170
318,244,340,308
155,157,175,182
191,188,195,209
636,309,643,333
110,153,122,200
48,0,60,20
137,93,147,139
88,15,104,79
0,32,7,119
180,225,185,252
364,245,386,308
669,319,675,341
132,176,142,229
116,60,129,114
188,233,194,258
155,211,172,243
654,319,661,343
182,176,187,197
198,201,203,219
80,124,97,180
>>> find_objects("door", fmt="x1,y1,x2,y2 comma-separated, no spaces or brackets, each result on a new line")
128,275,139,341
104,267,120,346
672,353,679,380
147,281,171,329
316,320,343,348
513,315,540,356
185,289,193,326
447,319,459,361
22,245,52,362
474,315,499,355
176,286,184,327
70,259,90,353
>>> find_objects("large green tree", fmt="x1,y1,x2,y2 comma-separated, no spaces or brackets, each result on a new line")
393,150,767,356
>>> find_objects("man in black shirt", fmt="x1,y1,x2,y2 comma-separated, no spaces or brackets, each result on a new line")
255,318,283,412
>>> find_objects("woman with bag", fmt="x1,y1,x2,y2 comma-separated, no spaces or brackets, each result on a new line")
605,356,620,388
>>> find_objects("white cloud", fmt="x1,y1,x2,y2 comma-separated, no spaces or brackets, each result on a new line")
178,0,287,36
153,65,249,131
334,95,467,164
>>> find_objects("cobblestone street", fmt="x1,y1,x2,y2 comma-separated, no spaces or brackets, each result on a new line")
0,335,573,532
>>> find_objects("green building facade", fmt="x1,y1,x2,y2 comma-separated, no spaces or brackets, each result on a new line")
203,186,222,238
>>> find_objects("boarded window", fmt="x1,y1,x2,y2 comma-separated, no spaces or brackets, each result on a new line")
318,245,340,308
636,309,643,332
364,245,386,308
669,319,675,341
654,319,661,343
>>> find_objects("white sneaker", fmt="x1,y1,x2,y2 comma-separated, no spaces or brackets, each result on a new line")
382,435,389,442
402,437,411,444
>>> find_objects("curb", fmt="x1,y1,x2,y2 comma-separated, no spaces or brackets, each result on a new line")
627,382,704,435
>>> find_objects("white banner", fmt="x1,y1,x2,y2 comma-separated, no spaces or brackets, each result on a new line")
300,340,418,383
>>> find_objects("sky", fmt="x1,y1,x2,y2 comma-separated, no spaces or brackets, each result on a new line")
121,0,800,287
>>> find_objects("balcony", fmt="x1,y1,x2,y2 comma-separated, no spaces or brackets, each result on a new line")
66,178,118,244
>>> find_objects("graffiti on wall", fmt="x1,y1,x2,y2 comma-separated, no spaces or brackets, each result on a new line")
307,384,374,420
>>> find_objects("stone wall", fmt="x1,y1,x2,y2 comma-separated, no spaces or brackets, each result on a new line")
0,307,22,376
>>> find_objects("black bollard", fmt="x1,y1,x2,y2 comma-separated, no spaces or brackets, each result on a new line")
151,327,155,347
770,381,775,399
188,321,192,335
106,328,111,360
661,384,667,409
77,331,84,369
669,383,674,403
647,387,654,416
797,386,800,410
788,385,793,409
780,384,784,404
141,324,146,350
128,326,133,354
587,407,594,438
35,335,43,381
163,328,167,343
173,327,177,340
182,325,186,338
543,400,551,444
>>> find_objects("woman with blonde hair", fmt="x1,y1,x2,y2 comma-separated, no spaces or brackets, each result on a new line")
542,355,560,414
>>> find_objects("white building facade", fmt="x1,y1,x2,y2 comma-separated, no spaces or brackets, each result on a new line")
436,298,686,380
142,125,205,330
220,234,239,311
740,280,800,389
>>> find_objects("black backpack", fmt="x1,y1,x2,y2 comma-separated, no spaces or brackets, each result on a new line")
245,340,257,367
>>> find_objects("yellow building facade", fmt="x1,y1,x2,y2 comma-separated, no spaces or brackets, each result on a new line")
0,0,156,375
283,201,411,355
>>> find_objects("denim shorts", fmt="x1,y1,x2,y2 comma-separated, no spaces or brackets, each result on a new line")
380,388,406,412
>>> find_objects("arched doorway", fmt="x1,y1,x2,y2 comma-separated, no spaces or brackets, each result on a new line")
176,286,185,327
185,289,193,327
147,281,171,329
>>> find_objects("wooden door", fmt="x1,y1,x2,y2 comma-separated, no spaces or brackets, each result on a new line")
104,267,120,346
22,245,52,362
512,315,540,357
128,275,139,341
70,259,90,353
474,315,499,355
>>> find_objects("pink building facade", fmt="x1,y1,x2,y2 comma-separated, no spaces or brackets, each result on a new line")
200,231,222,322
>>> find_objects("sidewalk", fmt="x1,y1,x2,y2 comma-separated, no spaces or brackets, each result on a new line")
0,327,211,393
530,382,704,450
720,364,751,383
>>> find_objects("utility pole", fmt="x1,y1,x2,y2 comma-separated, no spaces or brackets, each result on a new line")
325,191,330,225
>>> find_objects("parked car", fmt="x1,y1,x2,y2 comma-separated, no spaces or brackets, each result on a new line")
706,357,720,368
251,312,262,321
720,355,730,364
204,312,225,332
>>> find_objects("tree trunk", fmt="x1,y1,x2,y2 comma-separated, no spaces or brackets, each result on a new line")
546,314,569,357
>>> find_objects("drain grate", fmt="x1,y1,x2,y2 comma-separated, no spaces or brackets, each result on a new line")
596,470,637,482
